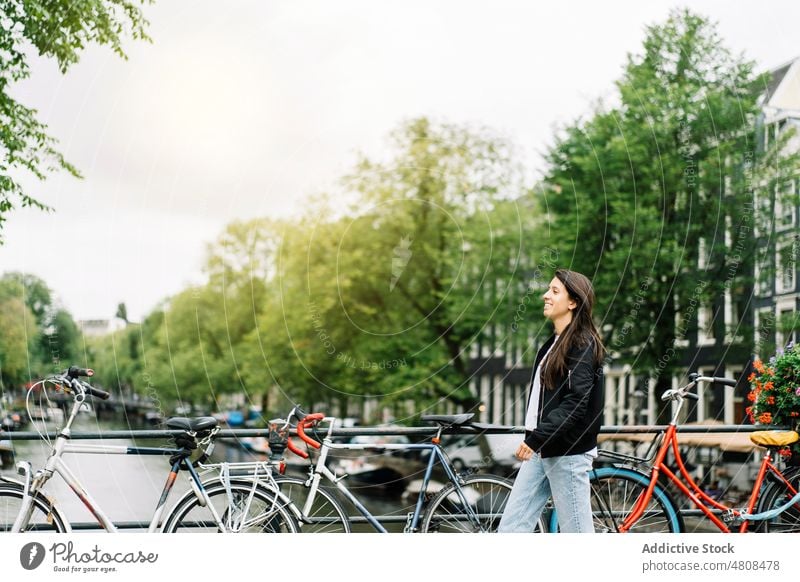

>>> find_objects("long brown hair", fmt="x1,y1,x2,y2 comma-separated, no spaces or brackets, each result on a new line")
542,269,605,389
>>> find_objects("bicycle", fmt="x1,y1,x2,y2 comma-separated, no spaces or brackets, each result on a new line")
278,408,542,533
173,413,351,533
547,373,800,533
0,367,298,533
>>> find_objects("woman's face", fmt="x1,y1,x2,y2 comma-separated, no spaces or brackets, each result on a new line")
543,277,576,322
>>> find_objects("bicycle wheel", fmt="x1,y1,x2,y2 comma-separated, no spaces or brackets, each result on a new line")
549,467,682,533
0,484,68,532
421,475,540,532
756,467,800,532
273,476,351,533
162,481,298,533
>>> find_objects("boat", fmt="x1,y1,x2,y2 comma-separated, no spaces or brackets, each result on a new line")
335,457,408,496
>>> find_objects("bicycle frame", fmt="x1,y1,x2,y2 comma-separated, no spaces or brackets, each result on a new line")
299,419,482,533
12,391,219,533
615,387,800,533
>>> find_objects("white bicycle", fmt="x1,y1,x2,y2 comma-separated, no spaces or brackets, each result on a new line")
0,366,298,533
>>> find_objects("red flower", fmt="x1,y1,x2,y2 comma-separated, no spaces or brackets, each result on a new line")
758,412,773,424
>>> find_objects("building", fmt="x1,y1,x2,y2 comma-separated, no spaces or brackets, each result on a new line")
77,318,126,337
753,57,800,357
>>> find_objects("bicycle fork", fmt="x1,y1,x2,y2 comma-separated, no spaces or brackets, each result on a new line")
11,461,36,532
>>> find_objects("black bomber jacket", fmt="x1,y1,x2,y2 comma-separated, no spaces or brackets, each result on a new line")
523,334,604,458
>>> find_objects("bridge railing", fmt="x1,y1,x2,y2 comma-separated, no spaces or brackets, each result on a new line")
0,422,779,441
0,423,778,529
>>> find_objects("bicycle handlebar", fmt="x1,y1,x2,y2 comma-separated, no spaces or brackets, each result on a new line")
688,373,737,387
710,376,737,387
53,373,111,401
76,380,111,401
66,366,94,379
662,374,737,402
296,413,325,449
286,438,309,459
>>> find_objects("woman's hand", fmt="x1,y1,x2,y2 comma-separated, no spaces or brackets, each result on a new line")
515,442,534,461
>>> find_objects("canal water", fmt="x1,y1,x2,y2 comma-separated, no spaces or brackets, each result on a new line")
1,417,406,531
1,416,196,528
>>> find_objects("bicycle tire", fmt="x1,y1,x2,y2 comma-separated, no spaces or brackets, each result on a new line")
421,474,542,532
549,466,682,533
273,476,351,533
161,481,299,533
755,466,800,532
0,484,68,532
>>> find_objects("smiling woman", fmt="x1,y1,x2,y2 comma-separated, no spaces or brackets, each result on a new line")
498,269,606,533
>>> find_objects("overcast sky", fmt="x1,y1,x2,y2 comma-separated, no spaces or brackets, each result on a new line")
1,0,798,322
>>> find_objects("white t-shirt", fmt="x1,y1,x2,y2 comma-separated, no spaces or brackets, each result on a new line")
524,335,559,430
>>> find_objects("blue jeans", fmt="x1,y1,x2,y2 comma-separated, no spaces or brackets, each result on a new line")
498,451,595,533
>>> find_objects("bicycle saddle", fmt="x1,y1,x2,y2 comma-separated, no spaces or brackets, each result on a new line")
166,417,218,432
750,430,799,447
420,413,475,426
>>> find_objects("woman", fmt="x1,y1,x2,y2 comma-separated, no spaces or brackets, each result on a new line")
498,268,605,533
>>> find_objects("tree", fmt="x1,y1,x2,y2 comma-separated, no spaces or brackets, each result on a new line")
0,293,37,389
268,119,533,416
0,0,151,238
115,302,129,324
43,308,82,371
0,272,51,327
0,272,83,374
538,9,799,421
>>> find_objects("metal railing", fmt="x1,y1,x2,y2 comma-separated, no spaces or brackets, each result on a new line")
0,422,780,441
0,423,782,530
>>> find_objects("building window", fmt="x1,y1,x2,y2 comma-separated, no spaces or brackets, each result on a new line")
777,180,797,230
697,303,716,346
754,186,773,240
755,245,772,296
776,306,797,350
698,237,707,270
723,367,742,425
776,240,797,294
693,367,715,422
724,288,744,344
755,308,774,354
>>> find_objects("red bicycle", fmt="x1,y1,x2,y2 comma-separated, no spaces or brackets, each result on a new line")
552,373,800,532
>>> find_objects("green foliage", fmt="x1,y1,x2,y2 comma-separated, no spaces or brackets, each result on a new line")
84,120,536,416
0,0,151,238
0,294,37,387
